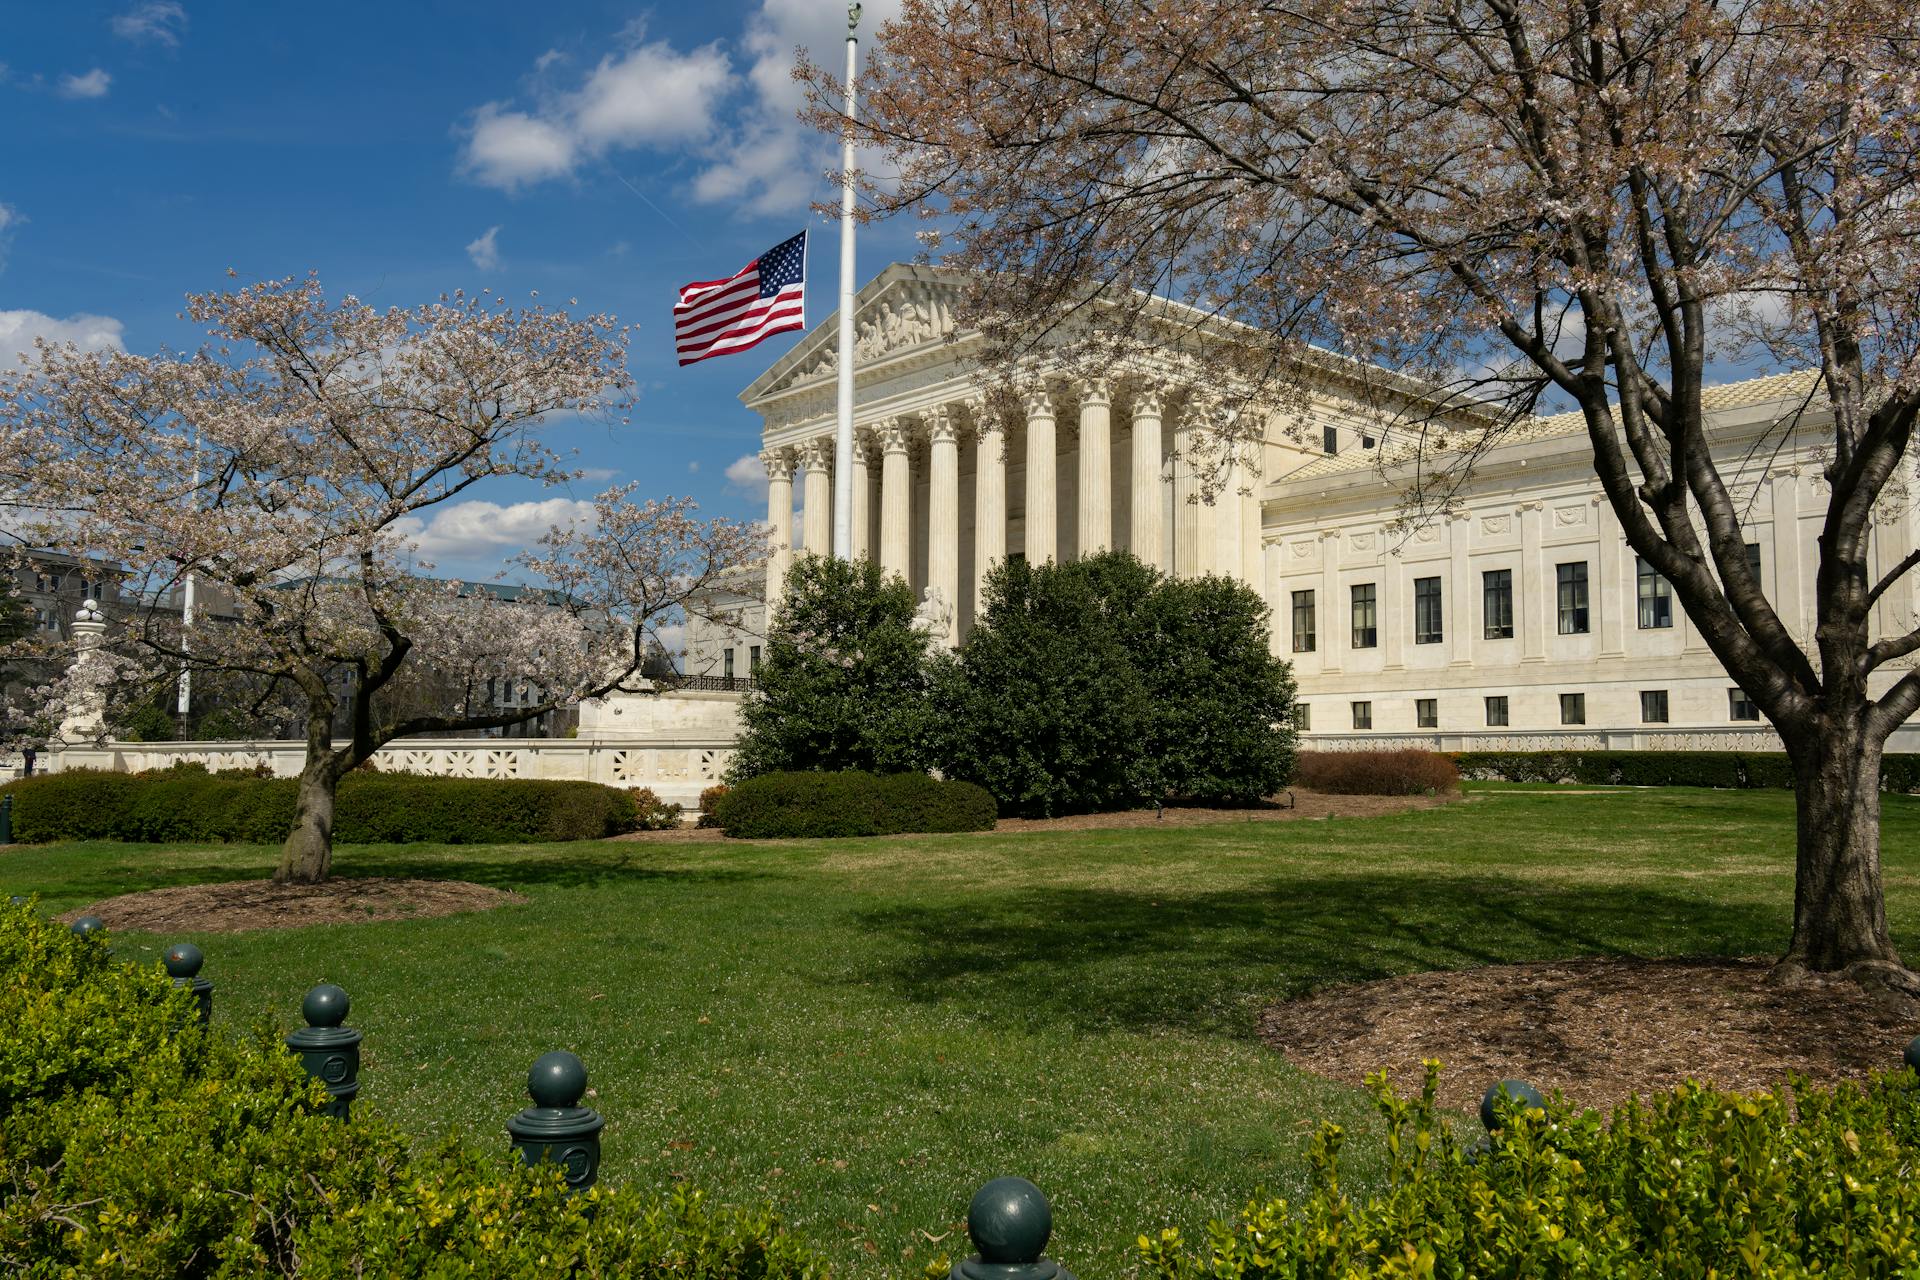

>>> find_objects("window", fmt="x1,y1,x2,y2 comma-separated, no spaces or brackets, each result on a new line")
1322,425,1338,455
1636,556,1672,629
1291,590,1316,653
1416,698,1438,729
1351,700,1372,730
1560,692,1586,725
749,645,762,672
1482,569,1514,639
1485,695,1509,727
1556,562,1590,634
1729,687,1760,721
1744,541,1763,588
1350,583,1377,648
724,648,735,679
1640,690,1669,723
1414,576,1443,644
1291,704,1311,731
1362,433,1377,449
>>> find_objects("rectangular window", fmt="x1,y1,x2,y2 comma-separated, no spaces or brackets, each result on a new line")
1416,698,1438,729
749,645,762,672
1560,692,1586,725
724,648,735,679
1291,590,1316,653
1322,425,1338,455
1351,700,1372,730
1557,562,1590,634
1414,576,1443,644
1745,541,1763,584
1636,556,1673,629
1641,690,1669,723
1729,688,1760,721
1482,569,1514,639
1350,583,1377,649
1485,695,1509,727
1291,704,1311,731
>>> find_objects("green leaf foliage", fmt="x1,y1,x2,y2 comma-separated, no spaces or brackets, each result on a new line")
712,770,997,839
939,552,1296,816
729,555,941,781
1139,1062,1920,1278
0,769,641,844
1454,749,1920,791
0,900,829,1278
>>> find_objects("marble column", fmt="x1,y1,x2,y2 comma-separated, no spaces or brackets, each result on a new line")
1447,512,1474,668
799,438,832,555
927,406,961,645
1077,380,1112,555
1173,419,1203,577
1129,388,1166,570
850,431,873,561
1240,440,1264,592
1024,388,1058,564
878,418,913,581
973,399,1007,619
1213,442,1245,582
762,448,795,609
1519,501,1547,661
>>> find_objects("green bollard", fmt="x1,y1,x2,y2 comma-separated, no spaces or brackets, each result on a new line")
164,942,213,1026
507,1051,604,1194
950,1177,1077,1280
1904,1036,1920,1073
69,915,105,938
0,793,12,844
285,984,361,1119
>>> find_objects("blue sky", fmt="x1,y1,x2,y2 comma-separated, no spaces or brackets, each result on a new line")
1,0,921,580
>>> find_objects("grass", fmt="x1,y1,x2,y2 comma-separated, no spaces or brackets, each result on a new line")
6,784,1920,1276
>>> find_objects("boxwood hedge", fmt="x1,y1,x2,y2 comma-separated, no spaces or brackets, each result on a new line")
711,770,997,839
0,768,640,844
1450,748,1920,791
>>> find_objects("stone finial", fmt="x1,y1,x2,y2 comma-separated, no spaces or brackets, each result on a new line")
75,598,105,625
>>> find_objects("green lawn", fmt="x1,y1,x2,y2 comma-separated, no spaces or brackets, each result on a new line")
6,785,1919,1277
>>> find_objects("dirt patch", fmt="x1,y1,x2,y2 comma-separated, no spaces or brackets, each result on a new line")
60,878,525,934
610,788,1457,841
1260,956,1918,1115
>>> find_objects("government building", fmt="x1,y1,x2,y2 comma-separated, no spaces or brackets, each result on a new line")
688,264,1920,752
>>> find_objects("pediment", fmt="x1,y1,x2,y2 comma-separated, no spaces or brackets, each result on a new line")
741,263,969,407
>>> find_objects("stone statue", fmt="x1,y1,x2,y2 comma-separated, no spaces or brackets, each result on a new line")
910,586,954,645
57,598,110,744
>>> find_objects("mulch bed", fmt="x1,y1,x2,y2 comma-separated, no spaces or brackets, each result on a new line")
59,878,524,934
1259,956,1920,1115
610,787,1457,841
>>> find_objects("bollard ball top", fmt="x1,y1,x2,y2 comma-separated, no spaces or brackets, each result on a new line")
302,983,351,1028
967,1176,1052,1265
527,1050,588,1109
1905,1036,1920,1075
1480,1079,1547,1131
164,942,204,979
70,915,105,938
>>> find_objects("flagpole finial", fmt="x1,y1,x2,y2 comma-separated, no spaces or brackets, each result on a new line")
848,3,861,33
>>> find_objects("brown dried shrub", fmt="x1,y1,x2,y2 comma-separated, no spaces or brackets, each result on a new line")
1295,749,1460,796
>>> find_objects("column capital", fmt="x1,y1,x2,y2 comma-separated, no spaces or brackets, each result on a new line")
1131,385,1166,419
797,437,833,472
760,447,795,481
876,416,913,454
925,404,961,445
1079,378,1112,408
1022,386,1056,420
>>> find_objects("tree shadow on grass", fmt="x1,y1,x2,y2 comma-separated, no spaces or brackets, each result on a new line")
852,873,1789,1039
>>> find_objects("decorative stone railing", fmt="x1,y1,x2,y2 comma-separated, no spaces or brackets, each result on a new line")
38,737,738,805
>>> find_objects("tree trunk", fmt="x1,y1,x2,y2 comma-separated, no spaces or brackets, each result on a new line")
1776,716,1914,996
275,762,339,885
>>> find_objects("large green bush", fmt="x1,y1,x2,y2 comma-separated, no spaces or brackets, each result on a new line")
1452,749,1920,791
0,901,828,1277
712,770,997,839
0,769,639,844
1138,1064,1920,1278
939,552,1296,816
729,555,943,782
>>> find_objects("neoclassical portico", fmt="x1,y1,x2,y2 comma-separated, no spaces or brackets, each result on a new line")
743,266,1268,645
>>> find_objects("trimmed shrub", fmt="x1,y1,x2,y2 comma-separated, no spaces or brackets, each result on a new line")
0,901,827,1277
626,787,685,831
1449,749,1920,792
0,771,638,844
1295,749,1459,795
1138,1063,1920,1278
712,770,997,839
697,783,731,828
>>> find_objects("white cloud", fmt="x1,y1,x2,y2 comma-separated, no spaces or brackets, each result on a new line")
458,31,731,191
391,497,600,568
724,452,769,499
466,224,503,271
58,68,112,99
687,460,700,473
461,105,578,189
111,1,187,46
0,202,19,273
0,309,125,370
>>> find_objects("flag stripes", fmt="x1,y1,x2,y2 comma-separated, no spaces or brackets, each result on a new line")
674,231,807,366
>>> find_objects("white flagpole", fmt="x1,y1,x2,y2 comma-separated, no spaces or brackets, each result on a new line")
831,3,861,560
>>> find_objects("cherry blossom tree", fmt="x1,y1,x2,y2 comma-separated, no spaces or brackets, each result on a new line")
821,0,1920,992
0,275,762,883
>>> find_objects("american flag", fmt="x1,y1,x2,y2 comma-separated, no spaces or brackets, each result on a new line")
674,231,808,366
